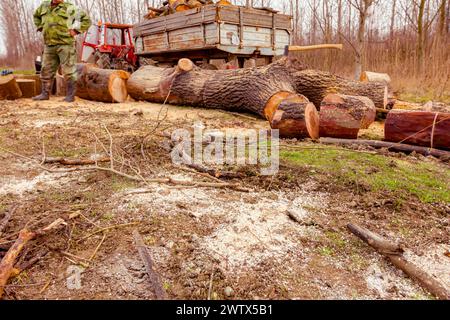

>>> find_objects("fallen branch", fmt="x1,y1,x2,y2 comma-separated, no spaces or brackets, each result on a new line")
347,223,450,300
0,218,66,298
132,229,167,300
320,137,450,160
43,157,110,166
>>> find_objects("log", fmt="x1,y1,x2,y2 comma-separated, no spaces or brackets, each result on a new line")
0,75,22,100
76,64,130,103
393,100,450,113
348,224,450,300
319,94,376,139
128,58,320,139
14,74,41,95
385,110,450,150
320,137,450,160
132,229,167,300
360,71,391,85
16,79,36,98
293,69,388,109
269,93,320,139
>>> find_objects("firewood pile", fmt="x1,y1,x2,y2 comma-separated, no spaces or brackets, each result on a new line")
144,0,231,20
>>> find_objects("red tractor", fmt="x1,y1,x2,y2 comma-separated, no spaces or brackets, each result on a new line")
80,22,138,72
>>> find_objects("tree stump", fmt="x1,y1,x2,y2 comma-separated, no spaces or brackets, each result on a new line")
0,75,22,100
14,74,42,95
16,79,36,98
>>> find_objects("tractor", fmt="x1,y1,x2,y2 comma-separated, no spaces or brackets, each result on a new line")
80,22,138,72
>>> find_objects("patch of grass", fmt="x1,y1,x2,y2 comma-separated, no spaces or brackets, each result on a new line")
111,176,138,192
325,231,346,249
318,246,334,257
49,147,91,158
280,148,450,203
398,91,450,105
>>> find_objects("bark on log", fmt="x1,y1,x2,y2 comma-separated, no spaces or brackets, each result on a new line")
76,64,130,103
0,75,22,100
385,110,450,150
360,71,391,84
393,100,450,113
16,79,36,98
319,94,376,139
320,137,450,160
348,223,450,300
293,69,388,109
128,58,320,139
14,74,41,95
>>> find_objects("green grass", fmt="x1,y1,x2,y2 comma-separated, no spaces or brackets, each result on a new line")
280,148,450,204
398,91,450,105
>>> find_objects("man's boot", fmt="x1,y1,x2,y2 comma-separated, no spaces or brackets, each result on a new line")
63,79,76,103
32,80,51,101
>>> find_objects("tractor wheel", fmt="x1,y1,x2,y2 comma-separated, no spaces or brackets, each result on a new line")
94,52,112,69
138,57,157,68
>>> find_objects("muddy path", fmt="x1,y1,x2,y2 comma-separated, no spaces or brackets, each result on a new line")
0,98,448,300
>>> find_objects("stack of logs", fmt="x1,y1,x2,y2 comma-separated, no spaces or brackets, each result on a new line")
144,0,232,20
0,74,41,100
72,57,449,154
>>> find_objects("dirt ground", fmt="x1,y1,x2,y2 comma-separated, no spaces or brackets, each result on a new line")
0,97,448,300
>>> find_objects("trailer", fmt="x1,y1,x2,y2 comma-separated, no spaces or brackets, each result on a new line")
133,4,292,68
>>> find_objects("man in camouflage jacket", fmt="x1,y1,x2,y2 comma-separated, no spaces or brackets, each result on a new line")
33,0,91,102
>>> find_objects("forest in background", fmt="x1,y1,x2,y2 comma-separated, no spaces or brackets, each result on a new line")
0,0,449,102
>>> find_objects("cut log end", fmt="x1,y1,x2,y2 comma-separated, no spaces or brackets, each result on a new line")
0,75,22,100
177,58,194,72
110,76,128,103
270,94,320,140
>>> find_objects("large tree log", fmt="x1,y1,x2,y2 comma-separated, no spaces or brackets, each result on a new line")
348,224,450,300
128,58,320,139
0,75,22,100
319,94,376,139
385,110,450,150
128,58,387,139
293,69,388,109
76,64,130,103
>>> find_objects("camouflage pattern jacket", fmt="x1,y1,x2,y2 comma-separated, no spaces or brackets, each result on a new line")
34,1,91,46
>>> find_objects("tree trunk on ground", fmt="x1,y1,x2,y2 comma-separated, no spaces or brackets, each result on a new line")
319,94,376,139
385,110,450,150
128,58,320,139
293,69,388,109
15,79,36,98
76,64,130,103
128,58,384,139
0,75,22,100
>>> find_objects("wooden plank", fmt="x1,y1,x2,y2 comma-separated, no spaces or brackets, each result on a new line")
135,5,291,37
